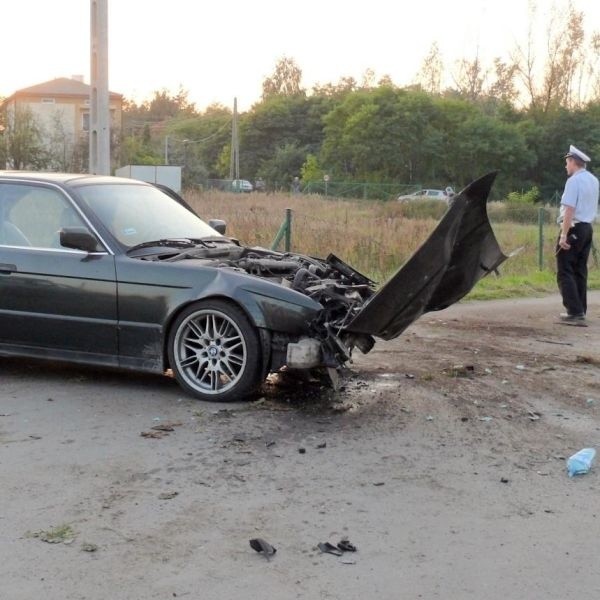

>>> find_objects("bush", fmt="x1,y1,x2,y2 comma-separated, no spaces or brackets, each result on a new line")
506,186,541,204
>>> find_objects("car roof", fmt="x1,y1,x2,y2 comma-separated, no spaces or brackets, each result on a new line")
0,171,150,187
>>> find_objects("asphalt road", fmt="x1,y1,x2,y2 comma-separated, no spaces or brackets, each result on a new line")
1,293,600,600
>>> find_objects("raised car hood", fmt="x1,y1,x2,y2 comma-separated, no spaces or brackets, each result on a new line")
344,172,507,340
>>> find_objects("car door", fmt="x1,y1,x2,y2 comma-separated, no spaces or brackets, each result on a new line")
0,181,118,362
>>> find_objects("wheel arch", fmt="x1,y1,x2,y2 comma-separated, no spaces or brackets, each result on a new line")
162,295,270,373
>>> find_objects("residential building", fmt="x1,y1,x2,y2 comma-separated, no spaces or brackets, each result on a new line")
1,76,122,172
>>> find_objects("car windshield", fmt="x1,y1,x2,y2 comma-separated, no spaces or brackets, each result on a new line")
74,183,220,248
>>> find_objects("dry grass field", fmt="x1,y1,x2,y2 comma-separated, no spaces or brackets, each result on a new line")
185,190,599,299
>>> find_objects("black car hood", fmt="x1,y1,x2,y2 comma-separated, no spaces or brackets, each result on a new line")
344,172,507,340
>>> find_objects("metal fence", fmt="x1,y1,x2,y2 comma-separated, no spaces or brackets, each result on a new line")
269,203,599,273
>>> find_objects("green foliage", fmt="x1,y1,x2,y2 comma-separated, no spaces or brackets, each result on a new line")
106,56,600,196
262,56,305,100
506,186,541,204
257,143,306,189
5,106,48,170
120,135,162,166
301,154,323,183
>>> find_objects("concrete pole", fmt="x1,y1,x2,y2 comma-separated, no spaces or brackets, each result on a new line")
89,0,110,175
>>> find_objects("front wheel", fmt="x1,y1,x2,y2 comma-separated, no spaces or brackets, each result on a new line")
168,300,261,402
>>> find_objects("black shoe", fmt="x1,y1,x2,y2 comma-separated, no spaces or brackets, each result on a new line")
559,312,585,321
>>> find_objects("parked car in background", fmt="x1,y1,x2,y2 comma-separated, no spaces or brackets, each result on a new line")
0,171,506,402
231,179,253,193
397,188,453,202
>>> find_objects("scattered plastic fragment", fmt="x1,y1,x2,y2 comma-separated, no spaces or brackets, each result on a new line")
318,542,343,556
337,538,357,552
249,538,276,558
567,448,596,477
158,491,179,500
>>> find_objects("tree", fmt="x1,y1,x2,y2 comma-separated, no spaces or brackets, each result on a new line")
487,58,519,104
166,103,232,178
239,94,331,180
300,154,324,183
261,57,305,100
513,4,591,112
46,110,74,171
4,105,47,170
451,54,487,102
416,43,444,94
257,143,306,189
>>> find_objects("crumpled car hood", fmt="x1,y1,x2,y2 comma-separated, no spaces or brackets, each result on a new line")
344,171,507,340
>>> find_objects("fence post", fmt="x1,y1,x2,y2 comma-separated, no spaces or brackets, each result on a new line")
538,207,544,271
285,208,292,252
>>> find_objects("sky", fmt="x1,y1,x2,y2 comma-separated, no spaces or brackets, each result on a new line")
2,0,598,112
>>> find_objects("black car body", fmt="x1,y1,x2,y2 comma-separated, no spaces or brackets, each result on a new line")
0,171,506,401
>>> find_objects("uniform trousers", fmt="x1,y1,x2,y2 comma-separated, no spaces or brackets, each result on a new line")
556,222,593,315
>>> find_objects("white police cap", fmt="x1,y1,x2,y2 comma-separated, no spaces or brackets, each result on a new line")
565,145,591,162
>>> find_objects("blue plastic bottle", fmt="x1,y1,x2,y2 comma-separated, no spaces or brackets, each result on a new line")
567,448,596,477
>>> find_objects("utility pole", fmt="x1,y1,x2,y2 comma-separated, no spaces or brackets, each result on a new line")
229,97,239,181
89,0,110,175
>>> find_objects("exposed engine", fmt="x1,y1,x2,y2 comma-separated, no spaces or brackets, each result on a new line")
150,241,378,365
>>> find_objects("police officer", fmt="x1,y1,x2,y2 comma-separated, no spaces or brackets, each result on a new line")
556,145,599,321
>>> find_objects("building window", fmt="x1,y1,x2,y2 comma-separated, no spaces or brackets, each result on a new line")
41,98,55,104
82,112,90,132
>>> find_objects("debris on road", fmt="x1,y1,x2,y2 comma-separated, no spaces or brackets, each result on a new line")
158,491,179,500
249,538,276,559
140,430,167,439
444,364,474,378
567,448,596,477
535,339,573,346
81,543,98,553
318,542,343,556
337,538,357,552
151,421,183,432
575,355,600,366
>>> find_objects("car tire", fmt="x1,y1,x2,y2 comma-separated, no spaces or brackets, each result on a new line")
168,300,262,402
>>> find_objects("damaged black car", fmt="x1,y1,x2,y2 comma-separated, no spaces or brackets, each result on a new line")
0,172,506,401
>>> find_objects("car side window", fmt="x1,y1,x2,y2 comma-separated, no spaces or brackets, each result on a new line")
0,183,87,249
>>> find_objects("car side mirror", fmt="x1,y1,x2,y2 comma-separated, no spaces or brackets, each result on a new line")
60,227,101,253
208,219,227,235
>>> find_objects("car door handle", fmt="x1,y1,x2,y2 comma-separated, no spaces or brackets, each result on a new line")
0,263,17,274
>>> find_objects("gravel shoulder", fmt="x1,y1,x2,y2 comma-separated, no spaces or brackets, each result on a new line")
1,292,600,600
